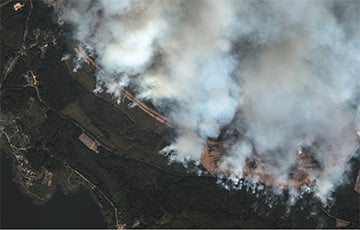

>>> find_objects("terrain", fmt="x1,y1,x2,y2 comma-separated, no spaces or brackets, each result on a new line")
1,0,359,228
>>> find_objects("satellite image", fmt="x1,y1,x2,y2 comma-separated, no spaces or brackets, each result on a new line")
0,0,359,229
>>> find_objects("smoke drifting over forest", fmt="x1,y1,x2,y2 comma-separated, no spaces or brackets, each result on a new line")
60,0,360,202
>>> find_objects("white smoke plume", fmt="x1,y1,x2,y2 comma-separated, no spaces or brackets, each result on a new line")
59,0,360,203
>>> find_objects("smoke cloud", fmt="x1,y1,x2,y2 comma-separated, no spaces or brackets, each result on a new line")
60,0,360,203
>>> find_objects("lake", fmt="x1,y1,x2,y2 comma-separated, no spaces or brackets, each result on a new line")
0,153,107,228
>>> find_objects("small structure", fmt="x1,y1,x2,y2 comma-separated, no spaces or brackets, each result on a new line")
57,17,64,26
24,71,38,86
78,133,99,154
42,169,53,187
132,219,141,228
354,170,360,194
117,223,127,230
13,2,24,11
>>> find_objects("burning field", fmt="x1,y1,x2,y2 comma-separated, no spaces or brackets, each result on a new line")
53,0,360,203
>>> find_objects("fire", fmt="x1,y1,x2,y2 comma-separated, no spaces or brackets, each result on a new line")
200,131,358,191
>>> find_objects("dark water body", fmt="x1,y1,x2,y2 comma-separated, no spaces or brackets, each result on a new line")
0,153,107,229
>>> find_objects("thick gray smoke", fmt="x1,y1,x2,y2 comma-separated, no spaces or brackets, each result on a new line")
60,0,360,203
